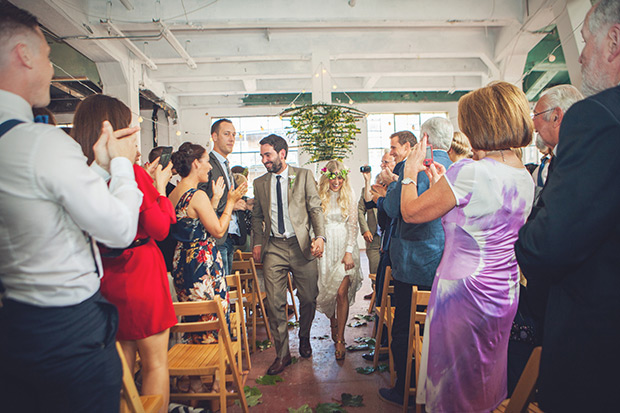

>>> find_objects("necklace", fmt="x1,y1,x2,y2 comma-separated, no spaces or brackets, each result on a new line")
486,149,507,161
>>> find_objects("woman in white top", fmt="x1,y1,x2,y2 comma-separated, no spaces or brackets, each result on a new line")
315,160,363,360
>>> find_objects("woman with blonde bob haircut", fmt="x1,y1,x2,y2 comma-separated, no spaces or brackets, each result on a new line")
315,160,363,360
400,82,535,412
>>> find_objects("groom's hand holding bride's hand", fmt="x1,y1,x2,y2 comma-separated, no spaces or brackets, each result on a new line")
311,237,325,258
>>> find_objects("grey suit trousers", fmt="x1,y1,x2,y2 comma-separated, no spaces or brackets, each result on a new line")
263,236,318,359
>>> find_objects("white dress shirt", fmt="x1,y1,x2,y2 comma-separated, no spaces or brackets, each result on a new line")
211,150,239,236
269,165,295,238
0,90,142,307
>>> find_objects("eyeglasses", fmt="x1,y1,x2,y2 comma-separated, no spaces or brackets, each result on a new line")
531,108,554,119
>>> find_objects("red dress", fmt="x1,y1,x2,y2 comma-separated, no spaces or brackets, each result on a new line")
100,165,178,340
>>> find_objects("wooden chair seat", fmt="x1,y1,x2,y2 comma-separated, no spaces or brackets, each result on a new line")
168,344,221,376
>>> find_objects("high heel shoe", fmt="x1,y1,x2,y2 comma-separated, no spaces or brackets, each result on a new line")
335,340,346,360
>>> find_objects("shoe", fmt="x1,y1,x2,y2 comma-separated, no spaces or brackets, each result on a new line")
362,351,389,361
378,387,410,408
299,337,312,358
335,340,346,360
363,293,373,300
267,354,292,375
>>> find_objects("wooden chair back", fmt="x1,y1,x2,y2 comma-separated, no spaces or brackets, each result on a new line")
494,346,543,413
373,266,395,385
168,297,249,412
225,272,251,371
403,285,432,412
117,342,163,413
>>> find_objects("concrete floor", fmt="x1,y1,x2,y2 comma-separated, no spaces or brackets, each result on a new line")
228,252,405,413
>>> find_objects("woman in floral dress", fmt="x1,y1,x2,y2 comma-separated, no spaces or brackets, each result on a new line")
400,82,535,412
168,142,247,343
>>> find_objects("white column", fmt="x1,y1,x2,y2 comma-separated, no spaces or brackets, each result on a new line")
554,0,591,91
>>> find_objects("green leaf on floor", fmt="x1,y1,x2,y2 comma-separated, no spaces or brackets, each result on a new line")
315,334,330,340
377,363,389,372
235,386,263,407
352,314,375,322
316,402,347,413
288,321,300,328
345,343,369,352
288,404,313,413
256,339,272,351
255,374,284,385
355,366,376,375
354,336,376,348
346,321,367,328
340,393,364,407
291,356,299,364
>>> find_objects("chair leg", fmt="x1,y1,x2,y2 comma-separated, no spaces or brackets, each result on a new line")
373,307,385,369
287,272,299,321
367,290,376,314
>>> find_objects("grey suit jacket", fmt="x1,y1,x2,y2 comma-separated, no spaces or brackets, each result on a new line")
251,166,325,261
358,192,378,236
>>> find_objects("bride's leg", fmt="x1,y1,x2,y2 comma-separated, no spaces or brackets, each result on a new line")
335,276,351,359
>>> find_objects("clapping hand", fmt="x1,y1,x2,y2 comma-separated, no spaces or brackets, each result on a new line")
229,181,248,203
93,121,140,171
425,162,447,186
212,177,225,202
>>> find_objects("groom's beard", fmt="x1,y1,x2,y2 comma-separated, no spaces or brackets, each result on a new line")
265,158,283,173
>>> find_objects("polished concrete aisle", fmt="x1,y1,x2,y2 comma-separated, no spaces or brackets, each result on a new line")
229,253,404,412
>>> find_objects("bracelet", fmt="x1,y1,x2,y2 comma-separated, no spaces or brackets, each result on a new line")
402,177,417,186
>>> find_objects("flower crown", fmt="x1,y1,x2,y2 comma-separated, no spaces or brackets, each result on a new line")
321,167,349,180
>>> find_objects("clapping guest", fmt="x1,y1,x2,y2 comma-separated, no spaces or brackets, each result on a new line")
401,82,534,412
168,142,247,344
315,160,363,360
71,94,177,413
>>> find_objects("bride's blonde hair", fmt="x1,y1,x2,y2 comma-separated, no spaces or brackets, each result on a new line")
318,159,353,218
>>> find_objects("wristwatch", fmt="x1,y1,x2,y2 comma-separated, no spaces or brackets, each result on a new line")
402,177,417,186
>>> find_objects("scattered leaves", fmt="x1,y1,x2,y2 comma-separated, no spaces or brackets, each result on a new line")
288,321,300,328
355,366,376,375
352,314,375,322
377,363,389,372
291,356,299,364
255,374,284,385
235,386,262,407
345,343,369,352
316,402,347,413
288,405,313,413
353,337,376,349
256,339,272,351
313,334,330,340
340,393,364,407
346,321,367,328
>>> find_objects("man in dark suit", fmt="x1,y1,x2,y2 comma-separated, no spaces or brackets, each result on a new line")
252,134,326,375
515,1,620,410
378,119,453,407
198,119,247,275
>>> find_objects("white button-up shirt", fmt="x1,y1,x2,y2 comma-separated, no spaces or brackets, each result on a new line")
0,90,142,307
269,165,295,238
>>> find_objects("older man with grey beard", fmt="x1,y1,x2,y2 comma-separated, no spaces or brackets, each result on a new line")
515,0,620,411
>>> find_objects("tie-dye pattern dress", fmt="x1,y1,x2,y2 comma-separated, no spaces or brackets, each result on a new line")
417,158,534,412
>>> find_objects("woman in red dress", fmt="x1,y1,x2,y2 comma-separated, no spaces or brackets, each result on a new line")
72,95,177,413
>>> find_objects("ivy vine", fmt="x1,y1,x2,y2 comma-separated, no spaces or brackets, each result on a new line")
280,103,366,163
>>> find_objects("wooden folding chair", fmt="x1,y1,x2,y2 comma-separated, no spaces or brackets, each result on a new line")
494,346,543,413
225,272,251,371
117,342,163,413
231,259,273,352
403,285,431,412
168,297,249,413
234,249,298,322
373,266,396,386
367,273,377,314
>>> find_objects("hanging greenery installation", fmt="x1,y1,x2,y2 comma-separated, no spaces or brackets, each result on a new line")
280,103,366,163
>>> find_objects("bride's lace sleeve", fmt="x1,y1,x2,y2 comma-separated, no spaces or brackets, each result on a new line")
345,189,358,254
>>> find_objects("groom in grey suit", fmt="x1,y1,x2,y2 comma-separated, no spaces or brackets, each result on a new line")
252,134,326,375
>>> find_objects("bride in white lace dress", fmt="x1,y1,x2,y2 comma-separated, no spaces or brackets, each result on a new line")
316,160,363,360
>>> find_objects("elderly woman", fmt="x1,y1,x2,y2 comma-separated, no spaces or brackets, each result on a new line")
400,82,535,412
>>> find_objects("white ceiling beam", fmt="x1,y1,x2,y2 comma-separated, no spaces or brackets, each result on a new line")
363,76,380,89
100,20,158,70
158,22,197,70
243,79,257,92
526,70,560,100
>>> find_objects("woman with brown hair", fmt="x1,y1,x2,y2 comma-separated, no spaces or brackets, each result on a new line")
71,94,177,413
400,82,535,412
168,142,247,344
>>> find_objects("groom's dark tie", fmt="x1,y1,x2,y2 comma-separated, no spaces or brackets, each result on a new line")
276,175,285,235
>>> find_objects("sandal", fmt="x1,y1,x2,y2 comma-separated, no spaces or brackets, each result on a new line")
335,340,346,360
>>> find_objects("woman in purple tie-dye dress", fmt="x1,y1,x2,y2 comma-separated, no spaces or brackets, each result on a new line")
400,82,534,412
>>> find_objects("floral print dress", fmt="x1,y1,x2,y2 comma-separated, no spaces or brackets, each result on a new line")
170,188,229,343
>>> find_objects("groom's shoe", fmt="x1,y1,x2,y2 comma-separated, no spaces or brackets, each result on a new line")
299,337,312,358
267,354,292,375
